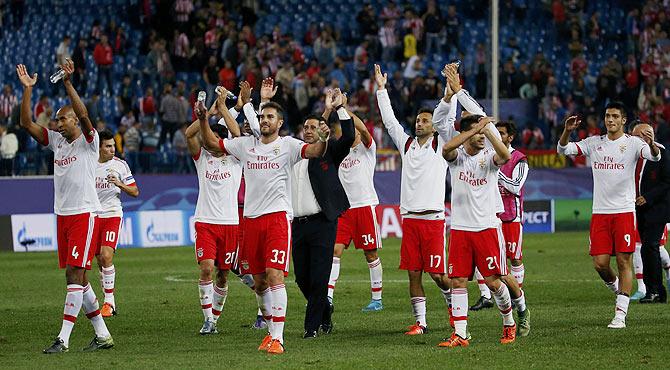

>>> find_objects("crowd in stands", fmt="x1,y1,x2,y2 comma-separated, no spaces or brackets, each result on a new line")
0,0,668,176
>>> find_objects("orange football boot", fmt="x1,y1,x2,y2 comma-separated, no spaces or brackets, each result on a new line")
258,335,272,351
100,303,116,317
500,324,517,344
438,333,470,348
267,339,285,354
404,322,427,335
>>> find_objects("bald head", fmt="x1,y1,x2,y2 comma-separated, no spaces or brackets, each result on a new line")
632,123,654,142
56,105,76,120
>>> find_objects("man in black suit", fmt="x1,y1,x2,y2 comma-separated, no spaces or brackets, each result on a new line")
632,122,670,303
292,89,354,338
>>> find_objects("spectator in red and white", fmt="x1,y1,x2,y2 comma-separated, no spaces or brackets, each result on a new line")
314,30,337,67
570,52,587,79
354,39,370,84
204,25,219,55
577,114,602,140
522,122,545,149
422,0,443,56
89,19,103,46
381,0,401,28
0,85,18,125
218,60,236,91
304,22,319,45
139,87,157,125
94,34,114,96
0,123,18,176
172,29,190,72
379,19,398,62
402,7,424,47
240,25,256,48
33,94,49,121
56,35,71,66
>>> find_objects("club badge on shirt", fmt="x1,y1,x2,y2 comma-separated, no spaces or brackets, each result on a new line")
479,158,486,168
619,144,626,153
273,147,280,155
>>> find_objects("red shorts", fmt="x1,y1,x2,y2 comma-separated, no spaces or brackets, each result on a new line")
501,222,523,260
57,213,99,270
399,218,447,274
589,212,636,256
448,227,507,279
96,216,122,252
238,212,291,275
194,222,239,269
335,206,382,250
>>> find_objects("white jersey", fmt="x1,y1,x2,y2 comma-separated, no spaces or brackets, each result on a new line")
448,147,502,231
377,89,446,218
338,140,379,208
193,148,242,224
557,134,660,214
219,135,307,218
44,129,101,216
95,157,135,218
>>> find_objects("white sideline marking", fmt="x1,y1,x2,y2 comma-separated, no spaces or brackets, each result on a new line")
164,276,599,284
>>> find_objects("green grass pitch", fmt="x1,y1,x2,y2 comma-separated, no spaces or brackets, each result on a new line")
1,231,670,369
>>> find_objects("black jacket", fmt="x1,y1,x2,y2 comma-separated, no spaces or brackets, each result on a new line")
306,114,355,221
637,145,670,223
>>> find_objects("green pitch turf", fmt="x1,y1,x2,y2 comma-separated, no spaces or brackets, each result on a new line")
1,231,670,369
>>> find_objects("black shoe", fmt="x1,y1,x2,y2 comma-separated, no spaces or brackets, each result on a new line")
640,293,664,304
43,337,68,354
470,296,494,311
303,330,318,339
320,321,333,335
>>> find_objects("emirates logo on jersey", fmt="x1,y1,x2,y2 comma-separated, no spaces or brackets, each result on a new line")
205,169,232,181
95,177,114,189
54,156,77,167
593,156,625,170
340,157,361,169
458,170,488,186
246,155,280,170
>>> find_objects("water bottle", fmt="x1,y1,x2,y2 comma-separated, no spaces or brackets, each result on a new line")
49,68,65,84
197,91,206,103
215,86,236,99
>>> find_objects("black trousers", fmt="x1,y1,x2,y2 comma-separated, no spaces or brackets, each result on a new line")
292,213,336,332
638,213,667,299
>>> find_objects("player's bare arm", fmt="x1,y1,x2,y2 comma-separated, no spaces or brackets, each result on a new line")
16,64,46,144
442,119,489,161
481,117,511,165
303,122,329,158
350,109,372,147
216,86,242,138
196,101,225,156
107,174,139,197
62,59,94,138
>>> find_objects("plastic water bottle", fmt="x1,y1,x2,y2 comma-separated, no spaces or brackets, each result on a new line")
49,68,65,84
215,86,236,99
197,91,206,103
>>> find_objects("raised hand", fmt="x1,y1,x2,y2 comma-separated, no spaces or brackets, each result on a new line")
474,116,494,132
260,77,278,102
195,101,208,121
324,89,334,111
445,64,461,94
239,81,252,105
331,88,344,108
61,58,75,81
317,121,331,142
16,64,37,88
640,128,655,146
563,115,580,132
374,64,387,90
106,173,122,187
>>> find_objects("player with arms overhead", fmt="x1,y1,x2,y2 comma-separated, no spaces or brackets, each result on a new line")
198,78,329,354
186,89,244,335
327,90,384,313
17,60,114,353
94,130,139,318
375,64,452,335
557,102,660,328
439,115,516,348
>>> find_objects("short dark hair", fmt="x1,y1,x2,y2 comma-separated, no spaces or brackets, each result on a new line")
99,129,114,143
211,123,228,139
495,121,517,137
605,101,627,118
459,114,484,132
261,102,284,120
303,114,325,125
417,107,433,116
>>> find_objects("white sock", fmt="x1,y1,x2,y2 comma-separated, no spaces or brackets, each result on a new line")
441,288,452,308
451,288,468,338
58,284,84,347
101,265,116,306
82,283,111,338
270,284,287,343
328,257,341,302
511,264,525,288
198,279,213,321
492,284,515,326
475,269,491,299
660,246,670,272
368,258,383,300
255,288,273,329
410,297,427,327
633,243,646,293
605,277,619,293
513,289,527,313
212,284,228,323
615,293,629,321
